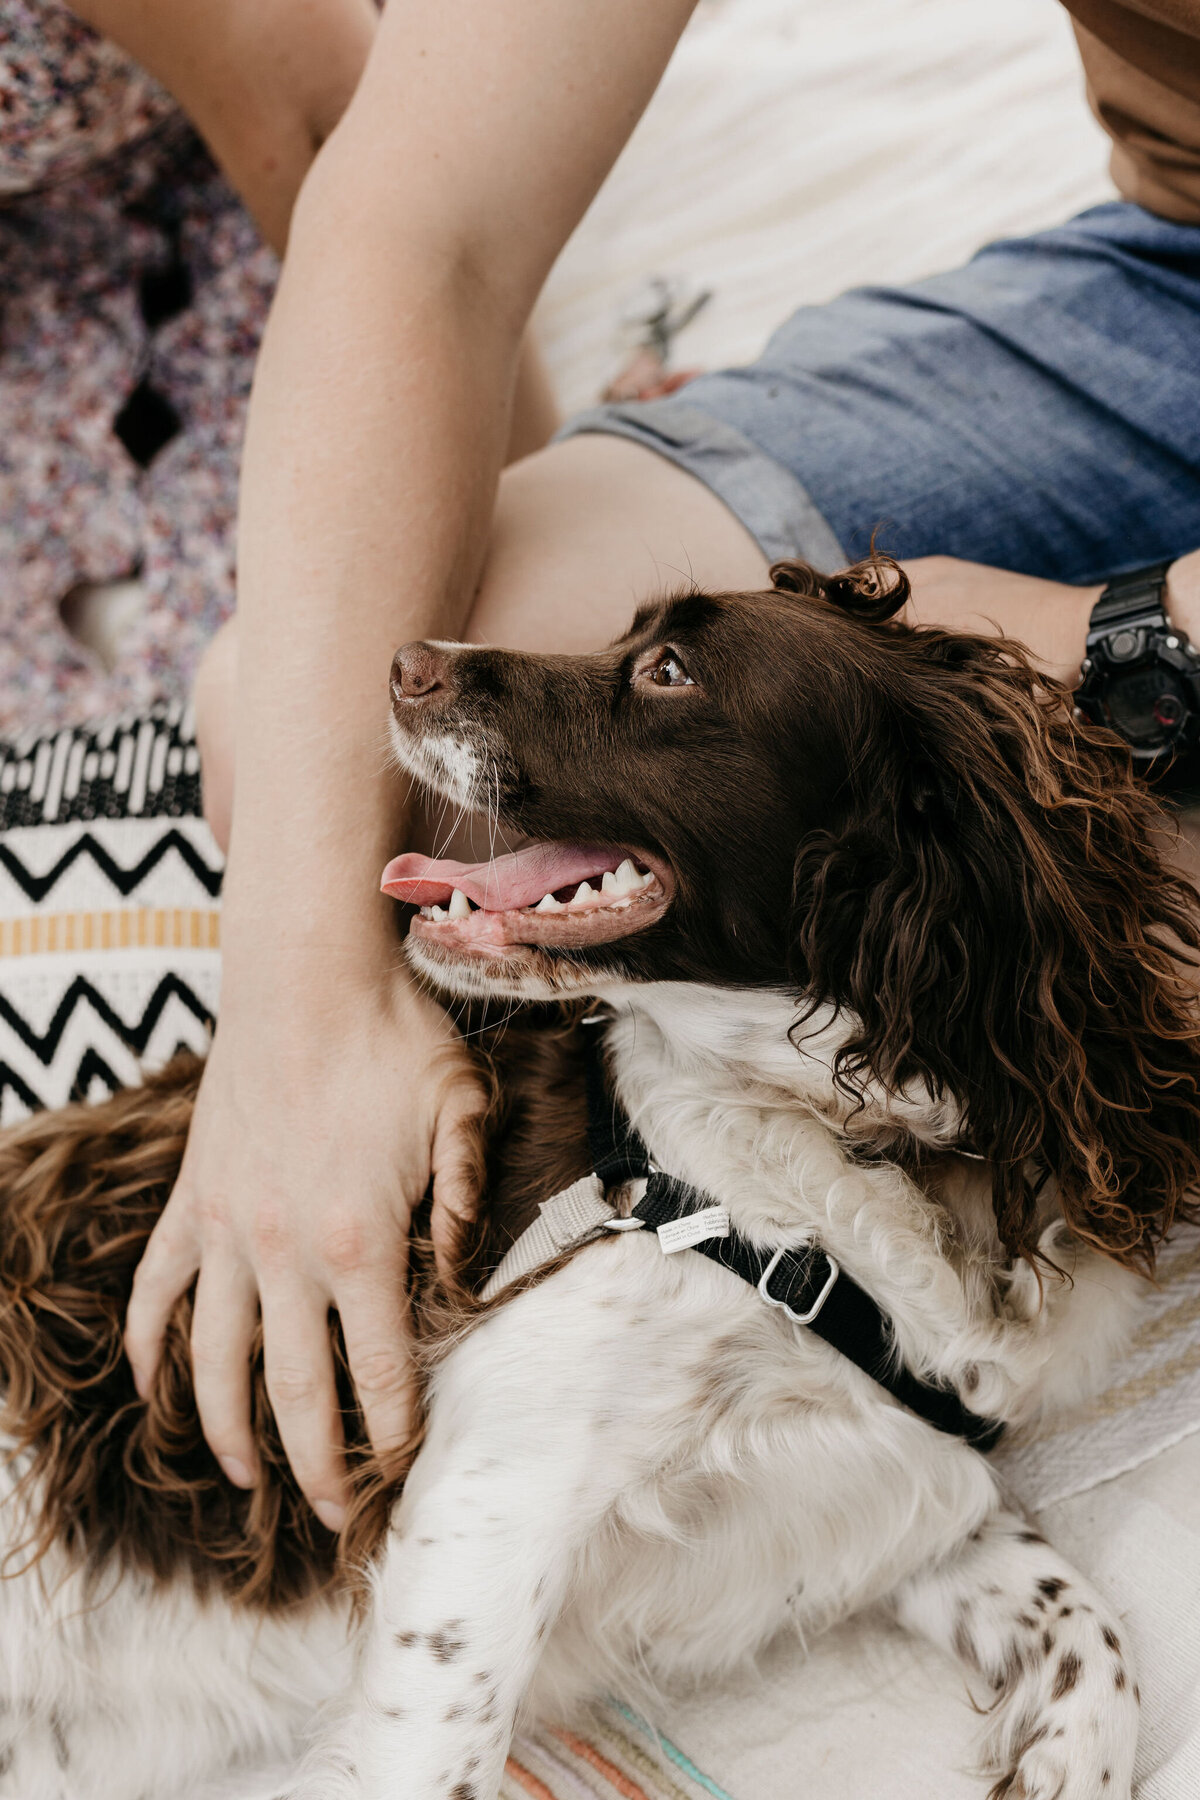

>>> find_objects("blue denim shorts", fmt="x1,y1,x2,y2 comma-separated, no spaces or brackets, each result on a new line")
559,203,1200,585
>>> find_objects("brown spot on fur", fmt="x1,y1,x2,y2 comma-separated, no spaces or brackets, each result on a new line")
1037,1578,1067,1602
49,1712,69,1770
1052,1651,1082,1699
1101,1626,1121,1654
952,1601,977,1667
1041,1629,1055,1656
1114,1666,1127,1692
429,1624,467,1663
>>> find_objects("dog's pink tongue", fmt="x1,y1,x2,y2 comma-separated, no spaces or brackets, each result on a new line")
380,844,619,912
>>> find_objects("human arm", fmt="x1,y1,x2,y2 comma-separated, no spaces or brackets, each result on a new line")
125,0,698,1528
904,548,1200,685
69,0,558,445
69,0,376,255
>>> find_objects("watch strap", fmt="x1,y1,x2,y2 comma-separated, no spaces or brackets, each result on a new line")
1087,561,1172,638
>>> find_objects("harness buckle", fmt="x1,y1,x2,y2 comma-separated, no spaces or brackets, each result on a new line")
757,1239,840,1325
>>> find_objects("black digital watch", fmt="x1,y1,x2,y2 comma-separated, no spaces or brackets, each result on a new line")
1074,561,1200,761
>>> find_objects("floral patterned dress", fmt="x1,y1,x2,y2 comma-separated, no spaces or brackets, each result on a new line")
0,0,275,736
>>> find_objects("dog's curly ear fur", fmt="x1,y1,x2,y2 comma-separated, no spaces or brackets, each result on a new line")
771,554,909,624
787,588,1200,1271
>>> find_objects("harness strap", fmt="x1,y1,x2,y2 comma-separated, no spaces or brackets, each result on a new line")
484,1016,1004,1452
631,1173,1003,1449
480,1174,617,1301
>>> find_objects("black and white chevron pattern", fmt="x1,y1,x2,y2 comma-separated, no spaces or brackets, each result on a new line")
1,718,223,1124
0,824,223,904
0,973,214,1120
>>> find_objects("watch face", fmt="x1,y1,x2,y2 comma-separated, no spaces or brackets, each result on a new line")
1103,664,1188,753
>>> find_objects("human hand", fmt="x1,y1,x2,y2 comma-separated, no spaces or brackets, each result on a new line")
124,963,487,1530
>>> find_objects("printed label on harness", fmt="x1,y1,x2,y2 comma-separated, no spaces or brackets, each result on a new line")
656,1207,731,1254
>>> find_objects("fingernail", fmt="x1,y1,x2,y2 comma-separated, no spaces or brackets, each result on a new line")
219,1456,254,1489
314,1499,346,1534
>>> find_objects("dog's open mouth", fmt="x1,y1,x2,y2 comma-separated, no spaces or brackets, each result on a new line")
380,843,673,952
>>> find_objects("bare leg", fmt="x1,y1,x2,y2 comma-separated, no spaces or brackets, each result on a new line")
507,334,560,465
192,433,769,850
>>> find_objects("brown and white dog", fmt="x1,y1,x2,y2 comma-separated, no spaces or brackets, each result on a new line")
0,558,1197,1800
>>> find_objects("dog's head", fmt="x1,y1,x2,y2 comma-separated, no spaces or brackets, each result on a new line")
385,558,1200,1269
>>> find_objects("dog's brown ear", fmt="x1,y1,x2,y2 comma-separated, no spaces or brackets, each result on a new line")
788,626,1200,1271
771,554,910,624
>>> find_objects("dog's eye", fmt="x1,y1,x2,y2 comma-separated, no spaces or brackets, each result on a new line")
644,649,695,689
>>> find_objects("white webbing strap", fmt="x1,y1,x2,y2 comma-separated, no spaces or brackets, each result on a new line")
481,1173,621,1300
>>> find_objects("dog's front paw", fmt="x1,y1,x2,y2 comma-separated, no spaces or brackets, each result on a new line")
990,1623,1138,1800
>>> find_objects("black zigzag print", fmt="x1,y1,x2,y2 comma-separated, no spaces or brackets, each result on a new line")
0,829,223,904
0,973,214,1068
0,1061,45,1117
68,1047,125,1107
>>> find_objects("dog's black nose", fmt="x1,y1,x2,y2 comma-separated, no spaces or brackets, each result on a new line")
391,642,451,702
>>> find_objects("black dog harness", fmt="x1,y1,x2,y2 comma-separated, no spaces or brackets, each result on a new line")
483,1019,1003,1453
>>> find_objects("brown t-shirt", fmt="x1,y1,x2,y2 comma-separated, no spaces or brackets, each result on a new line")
1064,0,1200,220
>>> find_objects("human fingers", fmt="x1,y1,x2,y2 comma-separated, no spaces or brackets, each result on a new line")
259,1280,348,1531
189,1252,262,1489
335,1266,419,1460
125,1194,202,1400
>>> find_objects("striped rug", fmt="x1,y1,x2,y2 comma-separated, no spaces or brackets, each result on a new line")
505,1708,734,1800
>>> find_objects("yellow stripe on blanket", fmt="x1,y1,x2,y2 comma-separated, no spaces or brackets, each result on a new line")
0,909,221,957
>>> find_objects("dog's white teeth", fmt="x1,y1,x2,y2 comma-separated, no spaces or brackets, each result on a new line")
613,858,648,893
534,892,564,913
601,869,620,894
430,904,447,922
448,888,472,919
419,905,433,919
572,881,597,904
